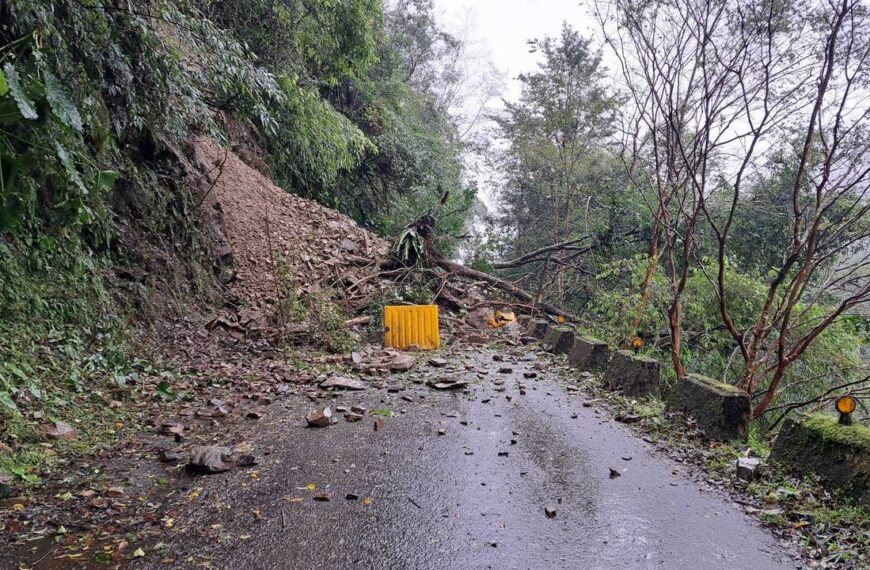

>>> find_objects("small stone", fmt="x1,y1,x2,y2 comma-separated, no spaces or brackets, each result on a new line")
306,407,333,427
237,454,257,467
497,452,509,457
321,376,367,391
109,400,123,409
497,367,513,374
246,411,262,420
106,487,125,498
428,358,448,368
429,378,468,390
615,413,642,424
437,429,447,436
187,445,233,474
351,405,367,414
313,493,331,502
344,412,363,423
388,354,416,372
157,449,182,463
41,421,78,441
523,372,538,379
609,467,622,479
736,457,762,481
374,418,385,431
545,507,557,518
346,493,360,500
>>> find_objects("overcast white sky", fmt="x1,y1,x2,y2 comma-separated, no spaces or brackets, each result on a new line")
434,0,595,102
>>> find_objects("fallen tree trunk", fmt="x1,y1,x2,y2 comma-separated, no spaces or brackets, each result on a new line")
434,258,584,323
492,237,592,269
382,213,585,323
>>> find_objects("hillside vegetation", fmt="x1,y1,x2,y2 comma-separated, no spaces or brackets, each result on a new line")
0,0,472,425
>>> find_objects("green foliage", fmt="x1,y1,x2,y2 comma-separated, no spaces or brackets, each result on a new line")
585,256,864,421
306,293,359,354
0,0,476,436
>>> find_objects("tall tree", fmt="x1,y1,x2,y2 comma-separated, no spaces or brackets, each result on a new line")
598,0,870,416
495,24,620,305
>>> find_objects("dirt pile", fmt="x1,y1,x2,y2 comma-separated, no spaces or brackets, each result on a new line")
190,137,389,313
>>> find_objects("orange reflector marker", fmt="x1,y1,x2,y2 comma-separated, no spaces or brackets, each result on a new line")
836,395,857,425
384,305,440,351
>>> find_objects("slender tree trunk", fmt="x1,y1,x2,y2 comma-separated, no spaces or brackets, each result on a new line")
627,215,661,343
667,298,685,378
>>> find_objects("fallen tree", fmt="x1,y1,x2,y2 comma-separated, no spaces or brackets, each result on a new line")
385,213,587,323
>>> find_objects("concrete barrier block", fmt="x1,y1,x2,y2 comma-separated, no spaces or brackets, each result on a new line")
772,414,870,505
603,350,660,398
543,326,575,355
527,319,550,340
666,374,750,440
567,335,611,372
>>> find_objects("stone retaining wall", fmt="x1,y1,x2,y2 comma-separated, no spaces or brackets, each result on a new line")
603,350,661,398
771,414,870,505
567,335,611,372
543,325,575,355
666,374,750,440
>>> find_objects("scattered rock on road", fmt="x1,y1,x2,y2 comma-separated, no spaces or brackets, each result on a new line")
158,449,182,463
187,445,234,474
428,378,468,390
388,354,416,372
321,376,367,391
306,407,334,427
736,457,762,480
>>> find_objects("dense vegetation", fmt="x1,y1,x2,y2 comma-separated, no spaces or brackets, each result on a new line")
0,0,474,422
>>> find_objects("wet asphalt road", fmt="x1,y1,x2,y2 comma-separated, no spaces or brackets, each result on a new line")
146,348,796,570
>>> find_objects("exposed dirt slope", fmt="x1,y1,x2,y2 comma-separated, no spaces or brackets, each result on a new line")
190,137,389,310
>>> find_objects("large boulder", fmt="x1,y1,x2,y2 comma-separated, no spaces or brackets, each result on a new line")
543,326,575,355
603,350,660,398
527,319,550,340
771,414,870,505
567,335,610,372
666,374,750,440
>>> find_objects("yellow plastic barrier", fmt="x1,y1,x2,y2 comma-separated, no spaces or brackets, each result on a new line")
384,305,440,350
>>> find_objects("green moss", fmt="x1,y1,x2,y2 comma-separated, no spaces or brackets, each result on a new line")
802,414,870,451
578,334,606,345
683,373,744,396
615,349,659,364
